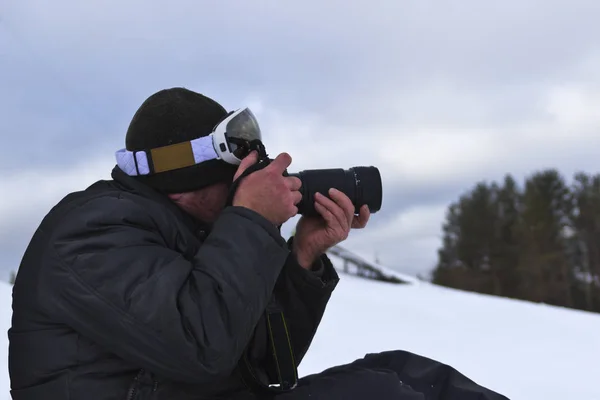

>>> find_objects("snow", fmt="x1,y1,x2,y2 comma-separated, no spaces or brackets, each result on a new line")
1,257,599,399
300,254,600,400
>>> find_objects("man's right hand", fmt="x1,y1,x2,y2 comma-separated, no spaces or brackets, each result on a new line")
232,151,303,226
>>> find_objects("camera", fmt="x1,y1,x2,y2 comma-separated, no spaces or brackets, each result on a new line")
287,166,383,217
239,139,382,218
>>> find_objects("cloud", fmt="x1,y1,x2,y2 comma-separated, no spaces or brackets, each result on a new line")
326,203,448,277
0,157,113,229
0,156,114,278
1,0,600,279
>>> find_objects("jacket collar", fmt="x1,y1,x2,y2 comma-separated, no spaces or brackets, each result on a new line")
110,165,212,236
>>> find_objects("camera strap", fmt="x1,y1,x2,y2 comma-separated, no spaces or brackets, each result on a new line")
237,301,299,397
224,139,271,209
225,140,299,395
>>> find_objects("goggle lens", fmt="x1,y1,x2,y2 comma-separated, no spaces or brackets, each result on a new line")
223,109,262,160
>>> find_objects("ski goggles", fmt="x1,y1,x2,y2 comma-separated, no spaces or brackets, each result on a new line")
115,108,261,176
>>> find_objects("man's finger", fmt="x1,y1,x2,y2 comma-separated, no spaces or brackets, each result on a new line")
233,151,258,181
267,152,293,174
329,188,355,225
292,191,303,205
285,176,302,191
314,201,337,228
351,205,371,229
316,192,348,231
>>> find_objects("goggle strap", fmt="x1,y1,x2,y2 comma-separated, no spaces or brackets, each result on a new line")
115,135,219,176
150,141,196,173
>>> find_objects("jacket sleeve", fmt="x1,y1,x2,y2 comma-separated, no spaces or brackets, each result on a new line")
273,236,339,366
38,196,290,385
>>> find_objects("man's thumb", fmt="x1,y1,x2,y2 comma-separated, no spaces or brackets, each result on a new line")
233,151,258,181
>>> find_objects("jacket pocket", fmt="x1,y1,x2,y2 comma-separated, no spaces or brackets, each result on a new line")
10,376,69,400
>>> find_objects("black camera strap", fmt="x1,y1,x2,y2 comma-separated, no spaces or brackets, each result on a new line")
224,139,272,209
226,140,299,395
238,301,299,397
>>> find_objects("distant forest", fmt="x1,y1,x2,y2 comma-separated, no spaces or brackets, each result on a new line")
432,169,600,314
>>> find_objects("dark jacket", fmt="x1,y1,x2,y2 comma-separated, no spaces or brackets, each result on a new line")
8,166,339,400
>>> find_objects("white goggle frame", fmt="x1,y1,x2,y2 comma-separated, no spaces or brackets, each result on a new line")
115,108,252,176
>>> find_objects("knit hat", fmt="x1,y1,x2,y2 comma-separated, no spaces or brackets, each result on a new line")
124,87,238,193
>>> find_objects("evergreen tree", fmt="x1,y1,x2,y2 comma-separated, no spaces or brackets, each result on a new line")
458,182,499,294
433,182,500,294
490,174,522,298
570,172,600,311
432,203,462,287
516,169,573,307
431,168,600,313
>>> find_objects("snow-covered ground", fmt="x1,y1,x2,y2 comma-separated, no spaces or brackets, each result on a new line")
301,255,600,400
1,257,599,400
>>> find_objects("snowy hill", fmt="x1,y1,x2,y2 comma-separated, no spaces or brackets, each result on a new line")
302,255,600,400
1,258,600,400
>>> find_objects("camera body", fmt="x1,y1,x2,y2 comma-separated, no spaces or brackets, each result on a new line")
286,166,383,217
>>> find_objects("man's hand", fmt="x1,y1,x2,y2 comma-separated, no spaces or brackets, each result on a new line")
292,188,370,269
232,151,303,226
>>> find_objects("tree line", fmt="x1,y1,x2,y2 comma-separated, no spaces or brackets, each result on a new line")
432,169,600,314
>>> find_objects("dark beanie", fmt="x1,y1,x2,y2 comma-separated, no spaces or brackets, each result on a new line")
124,87,238,193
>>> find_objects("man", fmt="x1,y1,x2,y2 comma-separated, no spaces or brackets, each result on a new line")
8,88,509,400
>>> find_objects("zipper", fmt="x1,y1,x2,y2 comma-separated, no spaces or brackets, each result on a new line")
126,369,144,400
125,369,159,399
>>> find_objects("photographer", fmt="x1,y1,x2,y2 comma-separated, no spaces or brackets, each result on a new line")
8,88,508,400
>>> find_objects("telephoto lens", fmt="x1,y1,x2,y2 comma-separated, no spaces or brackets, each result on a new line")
288,166,382,217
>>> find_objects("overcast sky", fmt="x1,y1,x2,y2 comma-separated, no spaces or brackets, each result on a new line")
1,0,600,281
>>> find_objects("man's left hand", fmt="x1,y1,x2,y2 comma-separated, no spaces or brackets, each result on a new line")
292,188,371,269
